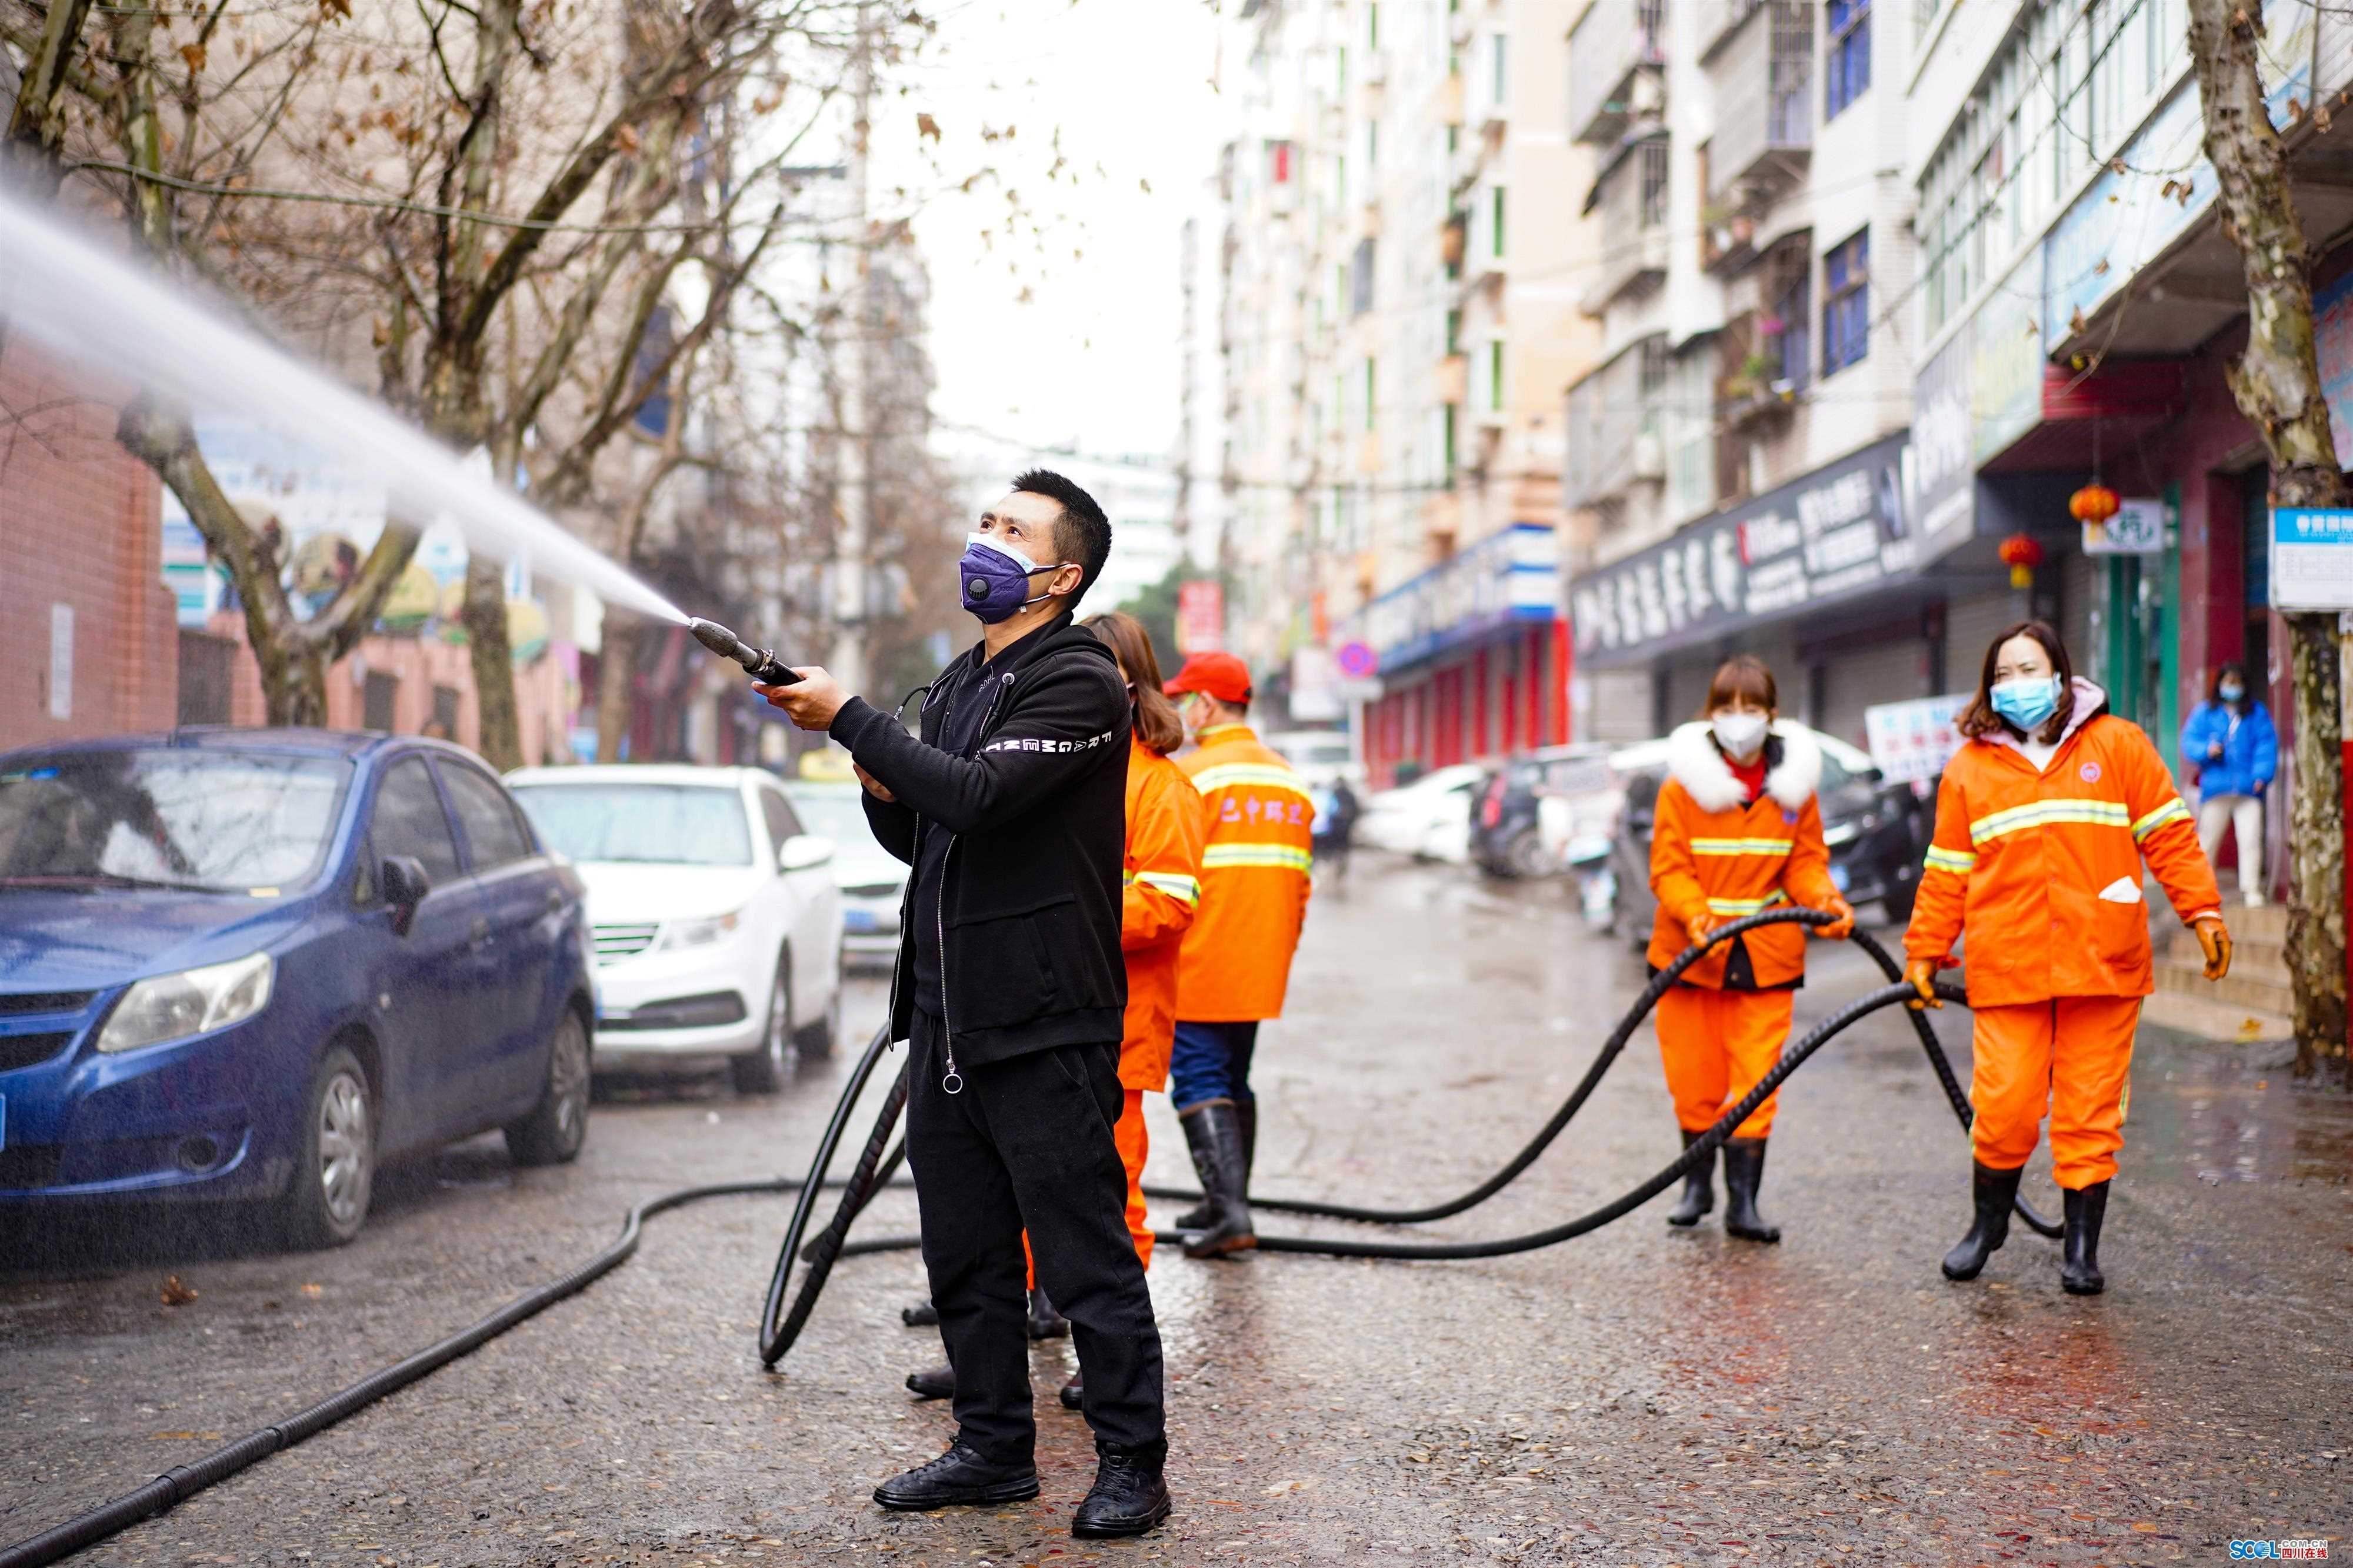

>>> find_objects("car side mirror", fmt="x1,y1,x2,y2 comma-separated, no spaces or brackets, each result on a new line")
381,855,431,936
778,833,835,873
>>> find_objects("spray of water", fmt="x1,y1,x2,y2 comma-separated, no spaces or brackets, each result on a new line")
0,189,687,625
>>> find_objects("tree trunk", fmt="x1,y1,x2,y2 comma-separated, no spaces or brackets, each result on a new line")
2188,0,2350,1078
595,615,639,763
461,558,524,769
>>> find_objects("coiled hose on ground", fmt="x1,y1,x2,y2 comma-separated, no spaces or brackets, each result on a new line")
2,913,2013,1567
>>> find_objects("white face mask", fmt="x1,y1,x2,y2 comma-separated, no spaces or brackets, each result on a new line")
1712,711,1769,758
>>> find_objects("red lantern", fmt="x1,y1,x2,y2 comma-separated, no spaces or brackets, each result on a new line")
2069,482,2121,525
1998,532,2045,589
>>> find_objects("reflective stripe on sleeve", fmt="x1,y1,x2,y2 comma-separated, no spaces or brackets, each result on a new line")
2131,798,2193,840
1968,798,2131,844
1688,838,1797,856
1134,870,1202,905
1922,845,1978,876
1201,843,1314,872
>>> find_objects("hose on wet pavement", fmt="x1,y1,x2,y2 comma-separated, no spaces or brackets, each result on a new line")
1,922,2024,1566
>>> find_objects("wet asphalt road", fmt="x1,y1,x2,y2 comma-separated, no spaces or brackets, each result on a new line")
4,857,2351,1567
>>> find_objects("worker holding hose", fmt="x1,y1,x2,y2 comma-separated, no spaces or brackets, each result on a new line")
758,470,1171,1538
902,612,1204,1413
1905,620,2229,1297
1647,655,1855,1243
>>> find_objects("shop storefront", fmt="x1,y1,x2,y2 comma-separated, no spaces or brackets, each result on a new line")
1347,523,1567,786
1567,433,1972,749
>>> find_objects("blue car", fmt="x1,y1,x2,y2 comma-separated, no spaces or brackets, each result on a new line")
0,729,595,1247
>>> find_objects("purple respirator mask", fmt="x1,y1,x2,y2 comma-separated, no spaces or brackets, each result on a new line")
958,532,1066,624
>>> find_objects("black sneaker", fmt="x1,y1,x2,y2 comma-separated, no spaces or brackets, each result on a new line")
872,1441,1039,1512
901,1297,939,1327
1070,1442,1171,1537
1057,1370,1084,1411
904,1363,954,1400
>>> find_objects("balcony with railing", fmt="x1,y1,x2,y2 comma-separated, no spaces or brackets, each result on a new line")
1704,1,1813,213
1564,336,1668,509
1568,0,1665,145
1579,134,1671,313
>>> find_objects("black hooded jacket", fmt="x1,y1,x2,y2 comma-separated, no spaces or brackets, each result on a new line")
828,614,1131,1070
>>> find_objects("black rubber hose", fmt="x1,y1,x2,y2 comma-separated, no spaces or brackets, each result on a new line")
0,1173,804,1568
1238,979,1971,1259
758,1024,902,1366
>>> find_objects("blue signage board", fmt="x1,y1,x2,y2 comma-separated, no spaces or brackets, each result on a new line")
2271,507,2353,611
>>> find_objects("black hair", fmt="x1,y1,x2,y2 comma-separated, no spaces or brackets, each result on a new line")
2212,660,2251,709
1012,468,1112,599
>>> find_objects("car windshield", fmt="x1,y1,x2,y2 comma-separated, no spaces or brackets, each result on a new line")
0,748,350,893
786,789,883,851
510,783,752,866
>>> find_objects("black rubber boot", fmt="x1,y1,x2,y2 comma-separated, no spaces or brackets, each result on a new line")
904,1363,954,1400
1178,1099,1256,1259
1235,1096,1258,1202
2060,1180,2109,1296
1026,1287,1069,1340
901,1297,939,1327
1719,1137,1779,1243
873,1440,1039,1511
1941,1160,2024,1281
1070,1440,1172,1537
1665,1130,1715,1227
1175,1099,1258,1229
1058,1369,1084,1411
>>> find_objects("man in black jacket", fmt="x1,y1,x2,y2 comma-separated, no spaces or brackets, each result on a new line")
757,470,1170,1539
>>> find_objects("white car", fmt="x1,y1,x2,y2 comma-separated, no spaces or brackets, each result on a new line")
785,779,906,970
1357,763,1488,862
505,765,844,1093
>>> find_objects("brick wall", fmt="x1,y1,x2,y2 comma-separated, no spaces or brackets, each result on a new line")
0,339,178,750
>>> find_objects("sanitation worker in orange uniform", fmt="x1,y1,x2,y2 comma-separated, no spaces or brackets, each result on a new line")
1647,655,1855,1243
1162,651,1314,1260
1907,620,2231,1296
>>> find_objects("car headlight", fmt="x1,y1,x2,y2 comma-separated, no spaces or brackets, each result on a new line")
96,952,275,1054
658,911,741,952
1822,821,1859,847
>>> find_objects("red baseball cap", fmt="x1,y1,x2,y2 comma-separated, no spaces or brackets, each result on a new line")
1163,651,1253,705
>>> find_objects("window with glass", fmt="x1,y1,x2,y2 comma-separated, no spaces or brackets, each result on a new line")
1773,264,1811,389
1490,184,1506,258
1487,340,1505,412
439,763,536,870
1826,0,1871,119
0,749,352,894
509,784,754,868
1822,230,1869,374
1638,140,1669,229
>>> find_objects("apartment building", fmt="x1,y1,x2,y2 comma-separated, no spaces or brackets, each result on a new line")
1205,0,1598,780
1564,0,1937,746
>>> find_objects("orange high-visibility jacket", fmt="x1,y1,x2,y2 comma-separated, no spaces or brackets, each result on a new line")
1647,722,1842,989
1906,682,2222,1007
1118,738,1206,1091
1174,723,1314,1022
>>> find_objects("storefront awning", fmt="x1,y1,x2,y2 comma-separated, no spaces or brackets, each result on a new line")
1347,522,1558,676
1568,432,1918,669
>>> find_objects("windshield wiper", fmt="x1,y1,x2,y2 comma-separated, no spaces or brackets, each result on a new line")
0,872,224,892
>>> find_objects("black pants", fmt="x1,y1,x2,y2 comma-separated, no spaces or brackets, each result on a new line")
905,1010,1165,1463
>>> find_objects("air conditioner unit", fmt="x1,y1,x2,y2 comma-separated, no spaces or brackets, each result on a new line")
1630,432,1665,481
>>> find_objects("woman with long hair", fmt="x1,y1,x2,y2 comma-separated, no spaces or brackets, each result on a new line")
2179,659,2278,905
1647,655,1854,1243
1907,621,2231,1295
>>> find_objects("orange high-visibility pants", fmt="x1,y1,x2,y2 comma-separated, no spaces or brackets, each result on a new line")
1968,996,2141,1189
1024,1089,1154,1286
1655,986,1794,1140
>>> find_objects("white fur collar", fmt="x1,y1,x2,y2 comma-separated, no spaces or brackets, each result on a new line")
1667,720,1824,814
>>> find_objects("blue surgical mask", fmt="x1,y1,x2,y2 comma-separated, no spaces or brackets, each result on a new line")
1990,675,2061,731
2219,682,2245,703
957,532,1065,624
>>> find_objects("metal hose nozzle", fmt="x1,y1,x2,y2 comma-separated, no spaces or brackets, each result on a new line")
687,618,799,686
